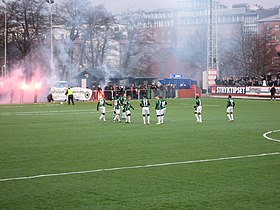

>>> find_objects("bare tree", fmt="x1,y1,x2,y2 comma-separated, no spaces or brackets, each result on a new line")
220,26,277,78
55,0,89,80
0,0,48,78
119,10,159,77
0,3,12,72
80,4,114,70
182,24,208,74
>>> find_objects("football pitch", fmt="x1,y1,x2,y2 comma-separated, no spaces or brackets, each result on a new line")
0,98,279,209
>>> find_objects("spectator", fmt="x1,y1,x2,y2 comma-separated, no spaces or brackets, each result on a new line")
47,93,54,102
262,79,267,87
267,72,272,81
270,85,276,101
10,89,15,104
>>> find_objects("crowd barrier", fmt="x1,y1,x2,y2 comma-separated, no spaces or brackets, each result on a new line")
0,87,202,103
178,88,202,98
92,88,202,100
92,89,177,101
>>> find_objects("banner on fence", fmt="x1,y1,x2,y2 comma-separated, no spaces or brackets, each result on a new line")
211,86,280,97
246,86,280,96
211,86,246,94
50,87,92,101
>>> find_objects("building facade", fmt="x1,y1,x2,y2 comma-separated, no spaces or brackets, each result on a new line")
258,9,280,72
143,0,280,80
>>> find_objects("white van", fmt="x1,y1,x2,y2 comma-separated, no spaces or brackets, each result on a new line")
53,81,68,88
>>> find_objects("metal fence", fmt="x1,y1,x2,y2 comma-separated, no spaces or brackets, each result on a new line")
94,88,177,101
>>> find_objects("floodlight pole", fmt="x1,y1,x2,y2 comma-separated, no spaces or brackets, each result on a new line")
46,0,54,77
2,0,7,78
206,0,218,92
50,3,53,77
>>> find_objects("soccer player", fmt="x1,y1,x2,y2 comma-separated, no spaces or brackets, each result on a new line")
194,95,202,123
113,95,121,122
140,95,150,124
124,96,134,123
226,95,235,122
155,96,162,125
160,96,167,124
119,94,126,120
97,97,112,121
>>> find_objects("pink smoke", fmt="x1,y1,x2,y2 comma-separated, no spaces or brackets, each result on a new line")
0,68,49,104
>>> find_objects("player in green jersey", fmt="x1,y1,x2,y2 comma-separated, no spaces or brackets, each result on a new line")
226,95,235,122
125,96,134,123
119,94,126,120
97,97,112,121
113,95,122,122
160,96,167,124
140,95,150,124
194,95,202,123
155,96,163,125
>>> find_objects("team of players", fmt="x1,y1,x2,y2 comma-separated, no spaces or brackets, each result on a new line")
97,94,235,124
97,94,167,124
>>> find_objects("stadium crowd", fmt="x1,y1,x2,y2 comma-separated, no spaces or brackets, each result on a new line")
215,72,280,87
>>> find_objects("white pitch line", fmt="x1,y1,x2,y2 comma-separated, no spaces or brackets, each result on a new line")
0,152,279,182
0,109,103,116
263,130,280,142
0,109,121,116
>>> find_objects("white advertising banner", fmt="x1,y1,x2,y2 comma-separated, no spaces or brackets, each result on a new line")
246,86,280,96
211,86,280,96
50,87,92,101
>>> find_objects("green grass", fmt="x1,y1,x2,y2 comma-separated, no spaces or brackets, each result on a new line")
0,98,280,210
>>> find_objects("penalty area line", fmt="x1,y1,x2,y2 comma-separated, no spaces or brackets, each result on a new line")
0,152,279,182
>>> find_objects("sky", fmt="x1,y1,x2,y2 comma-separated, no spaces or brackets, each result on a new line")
92,0,280,13
0,0,278,11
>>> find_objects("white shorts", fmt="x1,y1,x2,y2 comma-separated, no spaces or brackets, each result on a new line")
126,110,131,115
227,107,233,113
142,107,150,115
196,106,202,113
162,108,166,115
115,109,120,115
156,110,162,116
99,106,105,114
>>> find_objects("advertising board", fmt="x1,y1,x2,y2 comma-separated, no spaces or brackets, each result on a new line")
50,87,92,101
211,86,246,94
211,86,280,97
